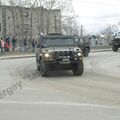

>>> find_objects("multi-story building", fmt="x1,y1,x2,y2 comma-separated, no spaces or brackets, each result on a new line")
0,5,61,41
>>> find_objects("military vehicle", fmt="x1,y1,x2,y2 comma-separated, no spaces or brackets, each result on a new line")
74,36,90,57
36,33,84,77
112,36,120,52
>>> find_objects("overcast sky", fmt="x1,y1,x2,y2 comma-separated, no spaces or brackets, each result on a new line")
72,0,120,34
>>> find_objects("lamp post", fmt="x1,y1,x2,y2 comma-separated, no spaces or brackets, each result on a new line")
81,25,83,37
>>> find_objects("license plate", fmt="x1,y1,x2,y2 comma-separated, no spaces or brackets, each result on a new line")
60,59,70,64
63,59,69,62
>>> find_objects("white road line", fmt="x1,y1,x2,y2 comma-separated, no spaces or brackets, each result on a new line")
0,100,120,109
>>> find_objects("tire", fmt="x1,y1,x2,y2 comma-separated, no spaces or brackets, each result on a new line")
36,55,40,71
83,48,89,57
72,61,84,76
37,64,40,71
39,60,49,77
112,45,118,52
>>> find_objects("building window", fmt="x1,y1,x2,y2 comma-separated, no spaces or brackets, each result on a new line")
35,33,38,37
8,16,10,20
35,18,38,22
23,24,29,33
23,12,29,17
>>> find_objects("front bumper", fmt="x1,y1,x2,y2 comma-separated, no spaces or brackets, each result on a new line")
44,59,83,70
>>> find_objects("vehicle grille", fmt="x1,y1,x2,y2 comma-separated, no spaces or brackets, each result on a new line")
54,51,70,56
54,51,74,59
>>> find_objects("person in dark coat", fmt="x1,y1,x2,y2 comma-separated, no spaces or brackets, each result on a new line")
32,40,36,53
12,36,17,51
0,39,1,51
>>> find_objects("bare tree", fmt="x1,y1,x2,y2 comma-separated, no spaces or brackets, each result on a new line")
9,0,16,35
33,0,72,34
7,0,22,47
62,16,83,35
101,25,114,44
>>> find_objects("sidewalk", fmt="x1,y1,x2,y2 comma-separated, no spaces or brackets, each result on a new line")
0,48,112,60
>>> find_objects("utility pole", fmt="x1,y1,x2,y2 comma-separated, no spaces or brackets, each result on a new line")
0,0,1,5
55,15,57,33
81,25,83,37
2,6,6,39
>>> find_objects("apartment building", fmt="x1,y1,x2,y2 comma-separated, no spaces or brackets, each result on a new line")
0,5,61,41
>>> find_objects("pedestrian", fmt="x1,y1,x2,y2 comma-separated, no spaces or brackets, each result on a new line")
5,37,10,52
23,38,27,52
12,36,17,51
32,39,36,53
9,37,13,51
6,36,10,46
0,38,5,53
5,42,9,52
0,39,1,52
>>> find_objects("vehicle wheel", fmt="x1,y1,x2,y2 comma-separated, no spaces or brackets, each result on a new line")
112,45,118,52
83,48,89,57
36,56,40,71
72,61,84,76
39,60,49,77
37,64,40,71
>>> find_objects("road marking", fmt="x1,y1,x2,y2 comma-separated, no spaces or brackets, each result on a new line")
0,100,119,109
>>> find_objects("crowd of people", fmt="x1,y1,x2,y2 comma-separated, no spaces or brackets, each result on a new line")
0,36,17,53
0,36,37,54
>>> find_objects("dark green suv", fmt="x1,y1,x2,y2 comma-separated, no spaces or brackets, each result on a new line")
36,34,84,77
74,36,90,57
112,36,120,52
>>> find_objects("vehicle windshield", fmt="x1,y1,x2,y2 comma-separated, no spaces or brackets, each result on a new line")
41,38,76,47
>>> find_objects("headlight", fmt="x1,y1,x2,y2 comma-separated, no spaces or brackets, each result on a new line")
45,53,50,57
77,52,82,56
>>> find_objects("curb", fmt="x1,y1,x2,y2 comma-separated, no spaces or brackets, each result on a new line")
0,55,35,60
91,49,112,52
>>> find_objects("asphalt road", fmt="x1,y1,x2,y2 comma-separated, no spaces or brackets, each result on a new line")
0,51,120,120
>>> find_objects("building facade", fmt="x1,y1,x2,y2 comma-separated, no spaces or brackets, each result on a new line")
0,5,61,41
